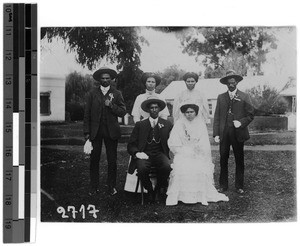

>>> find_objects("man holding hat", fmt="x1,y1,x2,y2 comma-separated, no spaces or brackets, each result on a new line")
213,70,254,194
127,95,173,202
83,67,126,196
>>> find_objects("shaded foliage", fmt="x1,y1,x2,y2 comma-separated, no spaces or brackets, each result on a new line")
65,72,95,121
42,27,144,71
41,27,146,112
66,72,95,104
155,65,188,93
117,67,145,113
182,27,277,77
152,27,189,33
246,85,288,115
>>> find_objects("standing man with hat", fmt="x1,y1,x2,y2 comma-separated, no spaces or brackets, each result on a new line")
83,67,126,196
213,70,254,194
127,96,173,202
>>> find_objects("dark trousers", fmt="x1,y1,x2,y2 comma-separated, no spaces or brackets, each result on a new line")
219,126,245,189
136,152,171,192
90,125,118,190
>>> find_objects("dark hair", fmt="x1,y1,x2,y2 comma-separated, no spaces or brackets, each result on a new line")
141,72,161,86
180,104,199,115
182,72,199,82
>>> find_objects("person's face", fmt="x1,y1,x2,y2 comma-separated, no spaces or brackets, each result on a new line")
185,77,197,90
227,78,238,92
149,103,160,119
184,108,197,121
100,73,112,87
145,77,156,91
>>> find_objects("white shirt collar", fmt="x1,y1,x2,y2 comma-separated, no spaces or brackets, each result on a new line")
145,89,155,95
149,117,158,126
228,88,237,96
100,85,110,95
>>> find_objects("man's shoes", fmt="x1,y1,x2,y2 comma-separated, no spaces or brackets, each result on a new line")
147,189,157,204
217,187,228,193
158,187,168,202
108,187,118,196
236,188,244,194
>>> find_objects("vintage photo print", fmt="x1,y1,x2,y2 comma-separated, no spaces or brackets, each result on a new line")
40,26,296,223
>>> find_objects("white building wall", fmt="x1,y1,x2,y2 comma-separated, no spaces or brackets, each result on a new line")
40,75,66,122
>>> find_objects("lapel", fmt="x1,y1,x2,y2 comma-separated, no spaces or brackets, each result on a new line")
157,117,164,135
141,119,151,141
107,87,114,101
235,89,242,99
224,91,231,106
233,90,243,104
158,117,168,142
221,92,231,116
94,87,104,106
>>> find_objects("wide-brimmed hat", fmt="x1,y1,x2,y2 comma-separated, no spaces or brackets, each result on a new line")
141,72,161,86
141,95,166,112
93,67,118,81
220,70,243,84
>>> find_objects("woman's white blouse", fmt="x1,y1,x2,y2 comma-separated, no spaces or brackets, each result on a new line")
131,91,170,123
172,89,209,123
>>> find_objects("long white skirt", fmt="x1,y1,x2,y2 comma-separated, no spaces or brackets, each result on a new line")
166,154,229,206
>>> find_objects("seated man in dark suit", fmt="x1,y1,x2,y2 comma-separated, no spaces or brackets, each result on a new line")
127,96,172,202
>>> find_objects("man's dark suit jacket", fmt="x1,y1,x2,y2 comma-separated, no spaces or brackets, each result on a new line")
213,89,254,142
83,87,126,141
127,117,173,174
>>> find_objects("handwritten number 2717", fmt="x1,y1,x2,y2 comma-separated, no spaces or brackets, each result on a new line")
57,205,100,219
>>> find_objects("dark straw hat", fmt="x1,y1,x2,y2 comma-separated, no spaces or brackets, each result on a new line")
141,72,161,86
220,70,243,84
141,95,166,112
93,67,118,81
180,104,199,115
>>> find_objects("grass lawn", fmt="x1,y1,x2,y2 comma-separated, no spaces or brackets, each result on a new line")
41,121,296,146
41,144,296,223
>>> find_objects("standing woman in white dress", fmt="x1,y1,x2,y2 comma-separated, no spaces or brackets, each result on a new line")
131,72,169,123
172,72,209,124
166,103,229,206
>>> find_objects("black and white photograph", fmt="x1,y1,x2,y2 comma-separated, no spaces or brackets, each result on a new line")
4,0,297,245
40,25,296,223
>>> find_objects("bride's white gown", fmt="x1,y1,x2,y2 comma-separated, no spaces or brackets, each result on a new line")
166,116,229,206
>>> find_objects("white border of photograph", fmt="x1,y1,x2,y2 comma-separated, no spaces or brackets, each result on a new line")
0,0,299,245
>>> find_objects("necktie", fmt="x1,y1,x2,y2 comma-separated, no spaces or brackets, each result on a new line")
229,93,234,100
151,120,156,128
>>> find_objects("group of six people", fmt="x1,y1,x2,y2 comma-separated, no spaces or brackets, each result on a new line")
83,67,255,205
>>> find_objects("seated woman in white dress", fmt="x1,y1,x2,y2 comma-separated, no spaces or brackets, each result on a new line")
131,72,169,123
172,72,209,123
166,103,229,206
